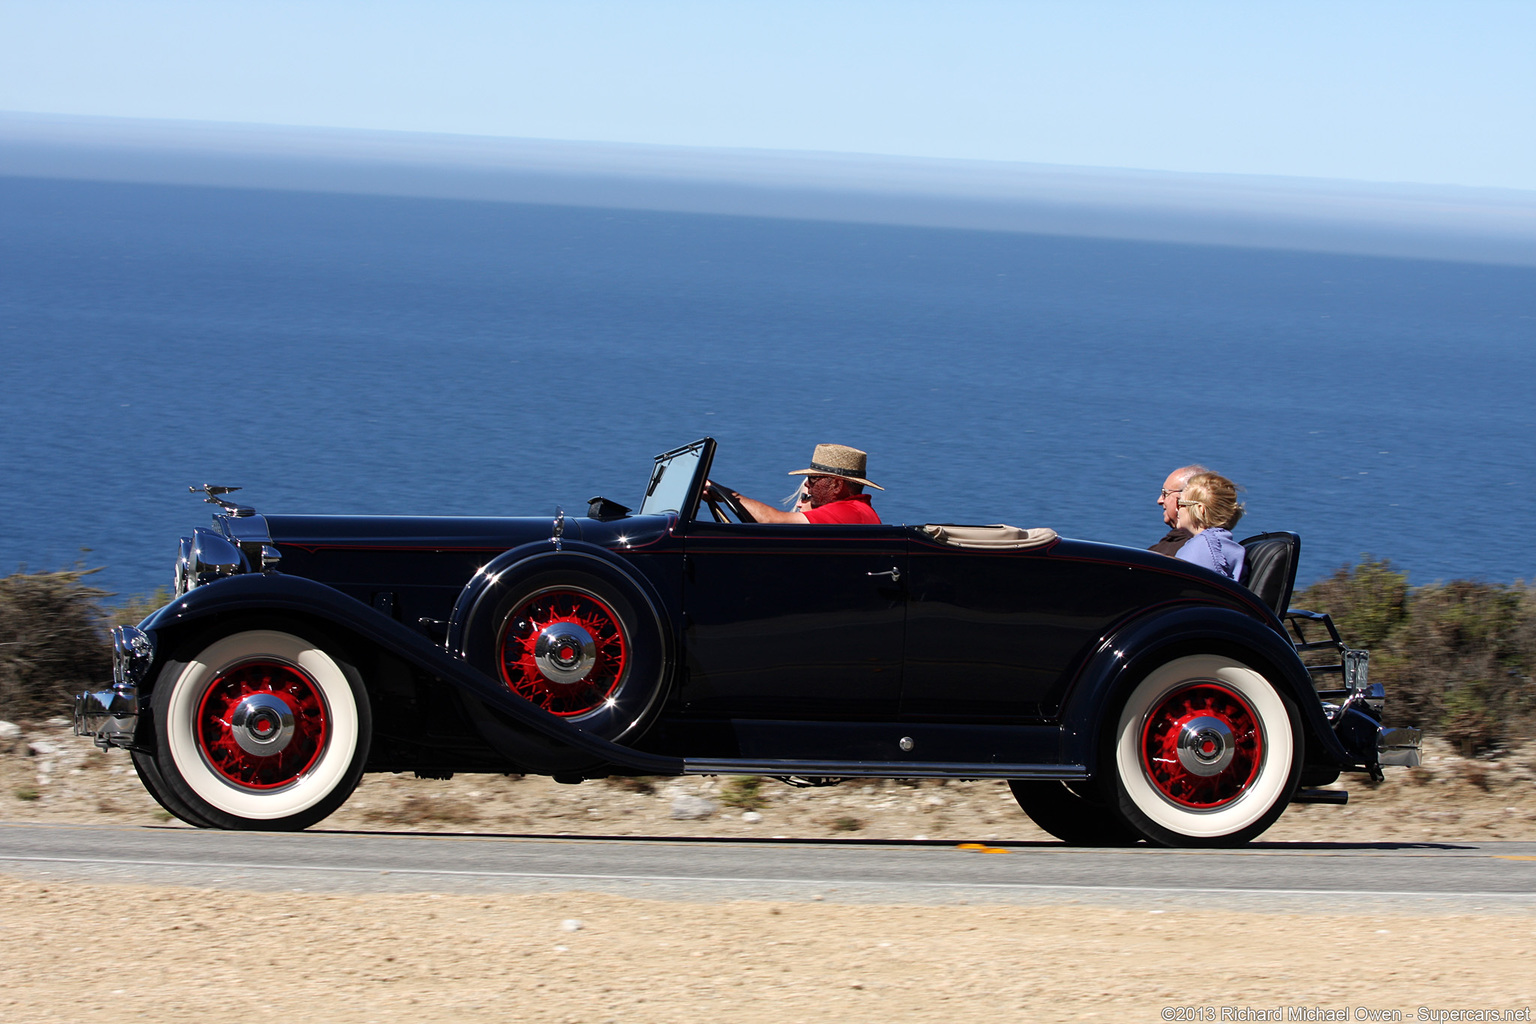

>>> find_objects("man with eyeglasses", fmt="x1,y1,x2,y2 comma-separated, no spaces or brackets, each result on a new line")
1151,464,1207,556
705,443,882,525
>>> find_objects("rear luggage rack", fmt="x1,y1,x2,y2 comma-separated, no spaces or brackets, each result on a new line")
1288,608,1373,705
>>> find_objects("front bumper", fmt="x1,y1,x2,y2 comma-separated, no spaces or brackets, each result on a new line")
74,625,154,750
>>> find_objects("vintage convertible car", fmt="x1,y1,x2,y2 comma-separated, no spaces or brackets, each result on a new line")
77,438,1419,846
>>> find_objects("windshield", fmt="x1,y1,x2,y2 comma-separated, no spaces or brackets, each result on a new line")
640,438,715,517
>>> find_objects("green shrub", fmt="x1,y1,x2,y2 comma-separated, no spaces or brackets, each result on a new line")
1294,557,1410,649
0,569,113,719
1296,565,1536,748
603,775,659,795
0,569,176,721
107,586,173,627
719,775,768,811
1441,685,1503,756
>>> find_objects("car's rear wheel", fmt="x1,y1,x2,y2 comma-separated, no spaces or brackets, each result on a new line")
149,628,371,830
1009,780,1141,846
1109,654,1301,847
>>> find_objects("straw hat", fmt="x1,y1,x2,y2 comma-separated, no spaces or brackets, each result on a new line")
787,444,883,491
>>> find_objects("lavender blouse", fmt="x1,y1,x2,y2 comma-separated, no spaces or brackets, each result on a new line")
1175,528,1245,581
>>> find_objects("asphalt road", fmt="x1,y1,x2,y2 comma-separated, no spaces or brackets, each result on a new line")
4,822,1535,912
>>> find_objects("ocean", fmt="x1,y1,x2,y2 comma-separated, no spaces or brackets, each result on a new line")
1,174,1532,601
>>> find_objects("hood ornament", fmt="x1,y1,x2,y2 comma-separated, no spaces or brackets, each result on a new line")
190,484,255,517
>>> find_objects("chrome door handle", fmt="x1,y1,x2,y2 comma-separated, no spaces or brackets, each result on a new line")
867,566,901,583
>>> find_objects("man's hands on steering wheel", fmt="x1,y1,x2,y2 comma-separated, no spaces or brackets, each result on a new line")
702,480,757,523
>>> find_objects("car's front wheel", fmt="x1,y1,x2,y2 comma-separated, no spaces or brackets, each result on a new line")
149,628,371,830
1108,654,1301,847
131,749,214,828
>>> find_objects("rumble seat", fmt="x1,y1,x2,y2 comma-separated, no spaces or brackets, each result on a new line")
1238,531,1300,617
921,524,1059,550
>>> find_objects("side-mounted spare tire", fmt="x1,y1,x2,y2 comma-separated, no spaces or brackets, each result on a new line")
148,627,372,830
456,553,672,768
1106,653,1302,847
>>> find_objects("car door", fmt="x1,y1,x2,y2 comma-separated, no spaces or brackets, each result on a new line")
677,521,907,721
901,536,1098,722
901,534,1189,723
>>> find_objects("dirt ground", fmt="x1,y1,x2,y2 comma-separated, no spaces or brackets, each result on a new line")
7,717,1536,843
4,720,1536,1022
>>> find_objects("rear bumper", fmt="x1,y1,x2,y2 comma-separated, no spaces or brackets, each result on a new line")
1378,725,1422,767
74,625,153,750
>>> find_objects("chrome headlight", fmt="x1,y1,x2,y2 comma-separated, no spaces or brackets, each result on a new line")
174,536,193,596
175,527,248,595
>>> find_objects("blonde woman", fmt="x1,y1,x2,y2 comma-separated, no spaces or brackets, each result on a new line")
1174,472,1246,580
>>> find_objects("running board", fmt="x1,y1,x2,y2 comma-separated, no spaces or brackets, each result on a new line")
1291,788,1349,805
680,758,1089,781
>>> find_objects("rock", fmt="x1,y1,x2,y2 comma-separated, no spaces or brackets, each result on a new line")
45,717,72,729
28,739,59,758
0,720,21,753
741,811,763,824
558,919,584,932
670,795,716,820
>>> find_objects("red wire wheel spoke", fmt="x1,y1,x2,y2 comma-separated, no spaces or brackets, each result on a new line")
1140,682,1263,809
499,589,628,716
195,661,329,790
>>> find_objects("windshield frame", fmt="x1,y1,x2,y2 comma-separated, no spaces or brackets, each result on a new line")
639,437,716,521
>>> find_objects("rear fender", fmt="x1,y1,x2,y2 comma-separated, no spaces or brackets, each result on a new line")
1058,604,1348,775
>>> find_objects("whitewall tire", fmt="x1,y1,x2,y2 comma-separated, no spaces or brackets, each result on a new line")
1110,654,1300,846
151,629,370,830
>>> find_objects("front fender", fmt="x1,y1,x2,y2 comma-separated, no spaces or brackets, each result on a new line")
136,573,684,775
1058,603,1349,774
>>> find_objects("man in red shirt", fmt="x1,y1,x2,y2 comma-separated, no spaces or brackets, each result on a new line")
706,443,882,524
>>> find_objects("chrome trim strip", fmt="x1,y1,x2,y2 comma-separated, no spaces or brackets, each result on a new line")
681,758,1089,780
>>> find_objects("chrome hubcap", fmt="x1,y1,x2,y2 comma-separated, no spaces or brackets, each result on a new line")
228,693,297,756
532,622,597,685
1175,715,1235,776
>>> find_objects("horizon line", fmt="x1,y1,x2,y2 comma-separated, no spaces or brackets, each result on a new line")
5,110,1535,267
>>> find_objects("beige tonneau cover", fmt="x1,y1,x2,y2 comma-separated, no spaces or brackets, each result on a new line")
920,524,1059,550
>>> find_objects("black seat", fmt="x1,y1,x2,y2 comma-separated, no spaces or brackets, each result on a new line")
1238,531,1300,617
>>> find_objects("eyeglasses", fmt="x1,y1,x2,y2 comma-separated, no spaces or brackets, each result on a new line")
1159,488,1183,500
1177,499,1202,508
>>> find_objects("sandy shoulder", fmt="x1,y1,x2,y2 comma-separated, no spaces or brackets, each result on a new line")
3,876,1534,1024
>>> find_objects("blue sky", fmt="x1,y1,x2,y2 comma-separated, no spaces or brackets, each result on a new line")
2,0,1533,191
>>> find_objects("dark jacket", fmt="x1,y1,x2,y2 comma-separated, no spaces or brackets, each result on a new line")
1149,527,1193,557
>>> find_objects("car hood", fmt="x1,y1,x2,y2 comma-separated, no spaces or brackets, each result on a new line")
261,514,573,552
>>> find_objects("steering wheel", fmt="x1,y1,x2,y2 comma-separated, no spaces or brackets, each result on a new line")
702,482,756,523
